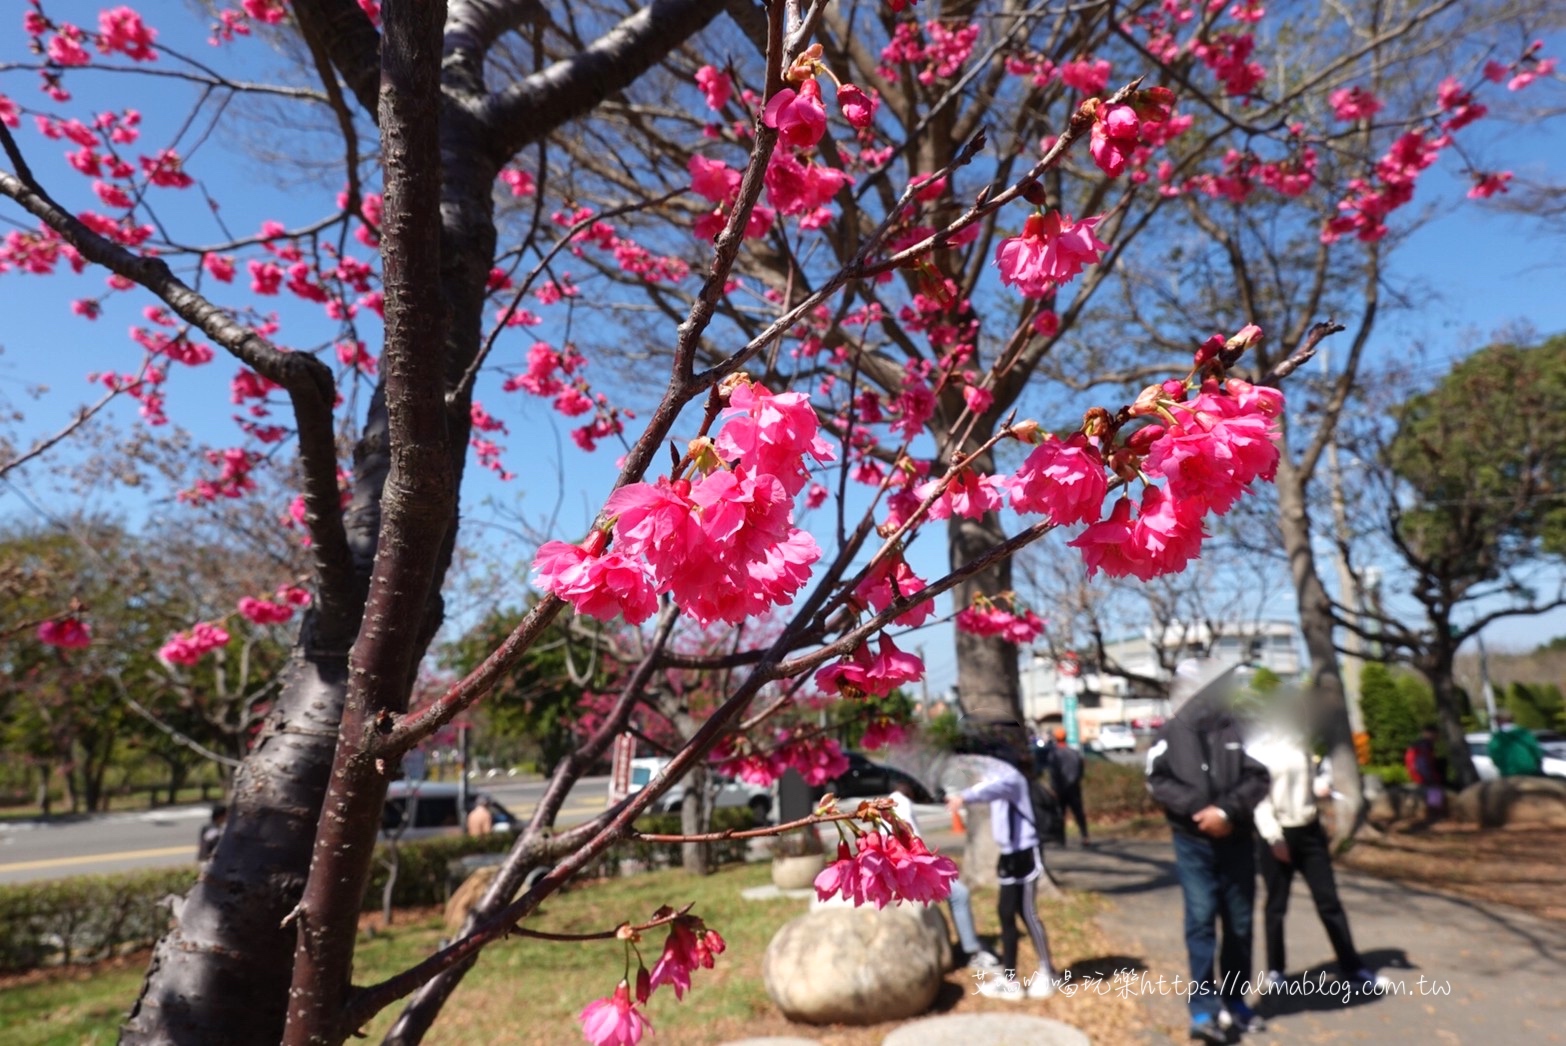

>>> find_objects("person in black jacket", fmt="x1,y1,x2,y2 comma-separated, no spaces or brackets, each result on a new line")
1146,660,1271,1043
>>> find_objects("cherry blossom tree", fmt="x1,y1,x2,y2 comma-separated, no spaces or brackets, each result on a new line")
0,1,1553,1044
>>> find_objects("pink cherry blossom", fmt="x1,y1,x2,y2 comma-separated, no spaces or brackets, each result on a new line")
160,622,232,666
860,717,908,750
648,919,725,1000
852,554,934,627
714,380,835,495
814,831,958,908
837,84,879,129
97,7,157,61
1143,387,1281,514
1059,58,1111,94
577,982,651,1046
763,80,828,149
1067,496,1143,578
530,541,658,625
764,152,852,216
962,384,994,415
238,597,294,625
917,467,1005,521
1328,86,1382,121
38,618,92,649
1468,171,1512,199
866,633,924,693
1089,103,1140,178
955,606,1045,645
994,212,1108,297
695,65,731,111
688,155,741,204
1007,433,1108,525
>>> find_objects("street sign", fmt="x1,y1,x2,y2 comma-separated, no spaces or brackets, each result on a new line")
608,733,635,804
1058,653,1081,677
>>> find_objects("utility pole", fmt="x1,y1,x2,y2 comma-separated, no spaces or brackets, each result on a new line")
1476,631,1499,728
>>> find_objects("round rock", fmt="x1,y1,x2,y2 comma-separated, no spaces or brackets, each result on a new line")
763,905,948,1025
882,1013,1090,1046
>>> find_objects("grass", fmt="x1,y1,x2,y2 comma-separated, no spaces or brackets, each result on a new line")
0,786,226,823
0,860,1148,1045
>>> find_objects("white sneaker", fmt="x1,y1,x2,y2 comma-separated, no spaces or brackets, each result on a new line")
968,950,1003,971
977,972,1025,1001
1024,970,1057,999
1350,968,1392,992
1263,969,1284,992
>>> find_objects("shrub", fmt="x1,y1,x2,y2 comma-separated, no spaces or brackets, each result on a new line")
0,808,760,973
1360,663,1437,766
1365,764,1412,787
0,866,196,971
1081,759,1159,822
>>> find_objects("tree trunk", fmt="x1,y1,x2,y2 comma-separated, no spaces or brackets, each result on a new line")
947,450,1025,731
681,762,711,875
36,764,51,818
1275,461,1363,844
122,642,350,1045
1423,653,1479,788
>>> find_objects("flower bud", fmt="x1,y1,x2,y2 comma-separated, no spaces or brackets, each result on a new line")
1010,419,1043,444
1225,324,1264,353
1082,406,1112,440
1128,383,1165,417
635,966,651,1004
1109,447,1144,482
1193,333,1225,367
1124,422,1165,453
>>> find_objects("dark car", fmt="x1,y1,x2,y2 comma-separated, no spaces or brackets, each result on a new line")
823,752,936,804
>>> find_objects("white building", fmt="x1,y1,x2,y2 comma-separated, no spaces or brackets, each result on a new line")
1019,619,1304,741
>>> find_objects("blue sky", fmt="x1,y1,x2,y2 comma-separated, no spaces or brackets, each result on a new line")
3,10,1564,690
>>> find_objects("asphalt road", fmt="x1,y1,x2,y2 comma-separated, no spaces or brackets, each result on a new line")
0,774,612,885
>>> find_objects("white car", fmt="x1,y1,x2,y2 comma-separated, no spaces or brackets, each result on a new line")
628,757,774,821
1464,731,1566,781
1095,723,1137,753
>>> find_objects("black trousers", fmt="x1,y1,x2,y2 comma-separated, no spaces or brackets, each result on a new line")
1059,782,1088,839
997,873,1053,974
1258,819,1361,973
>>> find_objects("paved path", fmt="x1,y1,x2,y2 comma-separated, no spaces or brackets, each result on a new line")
1049,836,1566,1044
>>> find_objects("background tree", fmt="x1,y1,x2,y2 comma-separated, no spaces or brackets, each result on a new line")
1341,336,1566,784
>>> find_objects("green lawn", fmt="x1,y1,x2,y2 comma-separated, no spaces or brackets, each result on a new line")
0,861,1143,1045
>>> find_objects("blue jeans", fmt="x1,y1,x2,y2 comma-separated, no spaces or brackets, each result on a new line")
946,878,984,955
1171,830,1256,1019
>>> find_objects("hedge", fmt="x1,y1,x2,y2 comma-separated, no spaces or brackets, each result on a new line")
2,808,758,972
0,866,196,971
1081,758,1161,822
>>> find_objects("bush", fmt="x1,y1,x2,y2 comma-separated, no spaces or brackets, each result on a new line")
0,866,196,971
0,809,761,972
1081,759,1160,822
1360,663,1437,767
1365,763,1411,787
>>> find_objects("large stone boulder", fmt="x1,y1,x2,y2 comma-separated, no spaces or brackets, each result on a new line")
444,865,499,934
763,903,949,1025
1451,777,1566,828
883,1014,1090,1046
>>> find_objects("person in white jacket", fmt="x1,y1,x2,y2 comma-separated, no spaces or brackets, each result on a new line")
1247,726,1383,992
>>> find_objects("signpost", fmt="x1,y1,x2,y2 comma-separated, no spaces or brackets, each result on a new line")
1059,654,1083,747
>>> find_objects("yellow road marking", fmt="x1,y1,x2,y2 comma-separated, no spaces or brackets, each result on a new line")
0,845,193,874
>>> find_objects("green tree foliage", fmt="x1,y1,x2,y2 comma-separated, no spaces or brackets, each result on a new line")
1505,681,1565,732
1359,662,1438,767
439,605,613,774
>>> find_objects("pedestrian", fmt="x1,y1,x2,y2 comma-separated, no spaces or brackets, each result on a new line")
1049,727,1090,847
1488,711,1544,777
1404,724,1447,816
466,794,494,836
888,781,1001,973
1247,721,1385,994
197,804,227,863
946,745,1060,1000
1146,660,1271,1043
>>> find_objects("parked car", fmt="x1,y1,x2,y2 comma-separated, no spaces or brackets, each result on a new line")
824,752,936,804
1464,731,1566,781
627,757,774,822
381,782,518,842
1095,722,1137,752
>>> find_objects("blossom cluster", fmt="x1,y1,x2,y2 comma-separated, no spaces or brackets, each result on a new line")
813,825,959,909
37,617,92,649
533,380,830,628
577,916,726,1046
711,729,850,788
